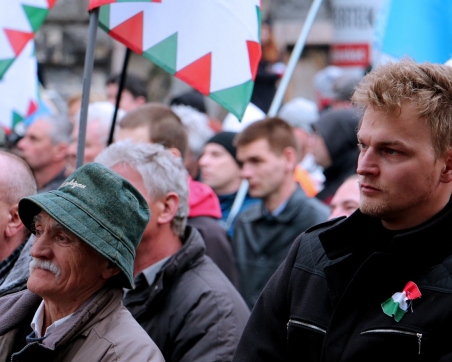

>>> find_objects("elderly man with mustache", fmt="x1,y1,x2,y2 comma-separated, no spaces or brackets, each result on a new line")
0,163,164,362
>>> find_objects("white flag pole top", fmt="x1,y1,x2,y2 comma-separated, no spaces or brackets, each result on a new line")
267,0,323,117
226,0,324,225
88,0,262,120
0,0,57,131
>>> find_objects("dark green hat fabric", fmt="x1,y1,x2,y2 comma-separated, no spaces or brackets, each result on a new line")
18,162,150,289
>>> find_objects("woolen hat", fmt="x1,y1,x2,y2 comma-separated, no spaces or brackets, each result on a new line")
278,97,318,133
206,131,239,164
18,162,150,289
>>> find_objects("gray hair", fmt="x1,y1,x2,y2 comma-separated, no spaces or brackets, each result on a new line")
38,114,73,144
95,140,189,237
171,104,214,159
76,101,126,144
0,151,37,205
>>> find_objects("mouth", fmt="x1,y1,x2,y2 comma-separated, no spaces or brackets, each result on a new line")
359,182,380,194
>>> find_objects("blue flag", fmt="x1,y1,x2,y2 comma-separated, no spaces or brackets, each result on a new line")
374,0,452,65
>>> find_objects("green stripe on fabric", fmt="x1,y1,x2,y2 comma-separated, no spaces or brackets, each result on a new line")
210,80,254,120
143,32,178,75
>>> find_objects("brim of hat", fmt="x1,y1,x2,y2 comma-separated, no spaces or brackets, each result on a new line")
19,191,134,289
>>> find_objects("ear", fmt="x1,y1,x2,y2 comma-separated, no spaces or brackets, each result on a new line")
5,204,25,239
101,261,121,280
157,192,180,225
282,146,298,172
168,147,182,159
53,143,69,162
439,149,452,183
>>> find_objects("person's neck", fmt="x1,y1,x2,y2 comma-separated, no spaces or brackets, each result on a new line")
34,162,65,190
133,230,182,276
214,178,242,196
41,282,105,333
263,178,297,214
0,234,24,262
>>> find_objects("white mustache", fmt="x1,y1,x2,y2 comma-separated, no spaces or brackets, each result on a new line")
29,258,62,280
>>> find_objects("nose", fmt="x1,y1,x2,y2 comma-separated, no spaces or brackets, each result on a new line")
198,154,208,168
239,162,252,180
30,233,53,260
356,148,379,176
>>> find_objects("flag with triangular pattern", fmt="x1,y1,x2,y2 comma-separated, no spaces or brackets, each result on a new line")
88,0,262,120
0,0,57,80
0,41,39,133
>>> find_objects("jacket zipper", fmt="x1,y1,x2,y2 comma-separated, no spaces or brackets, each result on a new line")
287,319,327,334
361,329,422,354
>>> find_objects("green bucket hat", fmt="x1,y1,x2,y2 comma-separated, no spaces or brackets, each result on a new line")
18,162,150,289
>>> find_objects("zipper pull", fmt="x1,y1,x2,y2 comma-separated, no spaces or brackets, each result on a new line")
417,333,422,355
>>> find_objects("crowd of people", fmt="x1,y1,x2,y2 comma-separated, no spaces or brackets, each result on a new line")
1,57,451,361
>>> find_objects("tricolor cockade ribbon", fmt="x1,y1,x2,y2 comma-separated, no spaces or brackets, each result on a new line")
381,281,422,322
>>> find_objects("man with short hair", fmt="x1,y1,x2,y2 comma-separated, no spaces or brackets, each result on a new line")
0,151,37,284
65,101,125,176
96,140,250,362
0,162,164,361
232,117,330,309
17,114,73,193
116,103,239,287
106,73,148,112
233,59,452,361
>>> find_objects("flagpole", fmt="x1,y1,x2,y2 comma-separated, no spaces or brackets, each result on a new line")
107,47,131,146
267,0,323,117
227,0,323,226
76,8,99,169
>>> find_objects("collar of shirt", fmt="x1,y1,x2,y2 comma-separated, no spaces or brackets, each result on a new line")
0,242,25,285
262,199,289,219
141,256,170,286
30,301,73,339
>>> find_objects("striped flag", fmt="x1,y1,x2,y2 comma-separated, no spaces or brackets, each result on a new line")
381,281,422,322
88,0,262,120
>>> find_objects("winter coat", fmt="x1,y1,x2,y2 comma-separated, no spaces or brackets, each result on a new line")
231,184,330,309
0,287,164,362
124,226,250,362
233,199,452,362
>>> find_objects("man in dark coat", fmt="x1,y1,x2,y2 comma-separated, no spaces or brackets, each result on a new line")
232,59,452,362
96,140,250,362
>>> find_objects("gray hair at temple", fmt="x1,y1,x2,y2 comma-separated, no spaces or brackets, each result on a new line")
0,151,37,205
38,114,73,144
95,140,189,237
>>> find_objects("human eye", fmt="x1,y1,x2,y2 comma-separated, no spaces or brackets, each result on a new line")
383,148,398,155
357,142,367,151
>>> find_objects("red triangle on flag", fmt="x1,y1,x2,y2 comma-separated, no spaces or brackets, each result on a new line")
109,12,144,55
247,40,261,80
47,0,57,8
175,53,212,95
26,100,38,117
4,29,34,56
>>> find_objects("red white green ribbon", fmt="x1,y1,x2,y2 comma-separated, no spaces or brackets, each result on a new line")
381,281,421,322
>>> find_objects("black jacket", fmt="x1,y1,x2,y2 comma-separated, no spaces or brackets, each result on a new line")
232,184,330,309
233,199,452,362
125,226,250,362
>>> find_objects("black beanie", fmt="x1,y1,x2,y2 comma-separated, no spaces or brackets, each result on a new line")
206,131,238,164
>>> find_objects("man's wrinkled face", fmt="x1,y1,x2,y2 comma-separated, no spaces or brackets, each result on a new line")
199,143,241,195
27,211,114,303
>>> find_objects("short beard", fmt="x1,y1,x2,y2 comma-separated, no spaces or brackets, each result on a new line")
29,258,62,280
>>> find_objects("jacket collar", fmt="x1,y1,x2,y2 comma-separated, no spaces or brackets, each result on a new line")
239,184,308,223
320,197,452,272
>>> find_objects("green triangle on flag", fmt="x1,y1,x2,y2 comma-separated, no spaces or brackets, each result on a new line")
12,111,24,128
99,5,111,33
143,33,178,75
256,6,262,39
23,5,49,33
0,58,15,80
210,80,255,120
